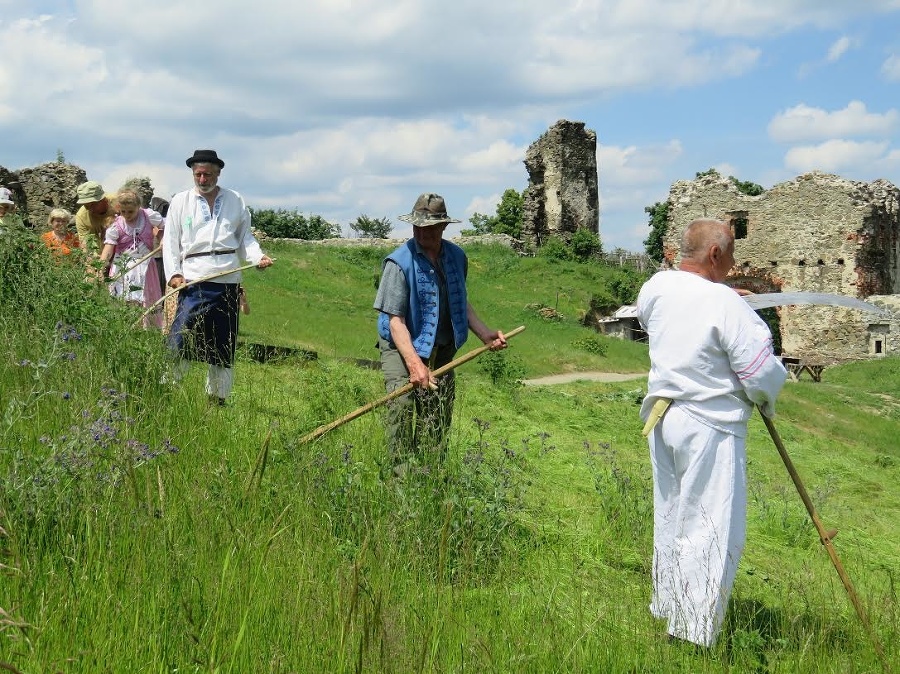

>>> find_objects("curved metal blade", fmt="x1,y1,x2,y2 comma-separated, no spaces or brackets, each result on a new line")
744,292,892,316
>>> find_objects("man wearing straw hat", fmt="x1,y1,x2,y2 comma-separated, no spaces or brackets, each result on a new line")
374,192,507,472
163,149,273,406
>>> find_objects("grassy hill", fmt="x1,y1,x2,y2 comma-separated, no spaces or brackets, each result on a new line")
0,233,897,673
238,239,651,375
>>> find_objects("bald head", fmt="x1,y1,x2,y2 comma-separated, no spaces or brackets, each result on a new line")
681,219,732,261
679,218,735,282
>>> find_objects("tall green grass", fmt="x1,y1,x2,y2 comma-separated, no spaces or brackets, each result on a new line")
1,229,897,672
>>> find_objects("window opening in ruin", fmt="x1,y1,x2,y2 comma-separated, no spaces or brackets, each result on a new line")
875,339,883,355
798,259,806,266
837,258,844,265
817,259,825,266
770,261,778,267
726,211,749,240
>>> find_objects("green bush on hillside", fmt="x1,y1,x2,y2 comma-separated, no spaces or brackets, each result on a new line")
250,207,340,239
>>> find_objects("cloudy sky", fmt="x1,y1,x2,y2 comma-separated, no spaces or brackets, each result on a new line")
3,1,900,250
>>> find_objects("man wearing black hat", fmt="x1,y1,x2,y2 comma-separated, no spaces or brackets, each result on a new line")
374,192,507,471
163,149,273,405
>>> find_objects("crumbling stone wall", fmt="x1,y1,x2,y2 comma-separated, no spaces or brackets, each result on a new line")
1,163,158,229
1,162,87,228
522,119,599,246
664,171,900,362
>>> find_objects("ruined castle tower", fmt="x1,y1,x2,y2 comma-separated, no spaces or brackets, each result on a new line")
664,171,900,362
522,119,599,247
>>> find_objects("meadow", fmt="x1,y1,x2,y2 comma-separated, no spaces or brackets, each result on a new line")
0,232,897,673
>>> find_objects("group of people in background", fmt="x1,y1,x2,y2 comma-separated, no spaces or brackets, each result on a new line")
1,150,268,405
3,153,790,650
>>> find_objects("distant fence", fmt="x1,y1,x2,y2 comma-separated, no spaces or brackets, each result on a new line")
599,252,653,272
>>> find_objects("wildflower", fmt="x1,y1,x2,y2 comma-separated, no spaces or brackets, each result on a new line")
18,359,30,367
163,438,180,454
63,352,76,361
62,392,71,400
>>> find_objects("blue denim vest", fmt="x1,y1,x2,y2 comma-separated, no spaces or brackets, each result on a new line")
378,238,469,358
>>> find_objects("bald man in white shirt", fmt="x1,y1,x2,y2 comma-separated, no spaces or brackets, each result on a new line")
637,218,787,647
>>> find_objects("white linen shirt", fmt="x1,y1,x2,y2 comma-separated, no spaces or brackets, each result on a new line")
637,270,787,437
162,187,264,285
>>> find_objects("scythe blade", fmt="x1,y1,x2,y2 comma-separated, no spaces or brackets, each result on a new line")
743,292,891,316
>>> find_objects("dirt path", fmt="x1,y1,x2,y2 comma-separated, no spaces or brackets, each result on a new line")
524,371,647,386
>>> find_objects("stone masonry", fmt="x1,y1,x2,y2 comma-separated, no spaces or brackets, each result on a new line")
1,163,157,230
1,162,87,228
522,119,600,247
664,171,900,363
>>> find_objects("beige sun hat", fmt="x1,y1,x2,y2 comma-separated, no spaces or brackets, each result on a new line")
76,181,106,204
398,193,461,227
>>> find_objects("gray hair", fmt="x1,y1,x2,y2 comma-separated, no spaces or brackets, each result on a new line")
47,208,72,226
681,219,731,262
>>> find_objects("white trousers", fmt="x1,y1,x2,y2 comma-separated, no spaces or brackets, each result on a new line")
172,359,235,400
648,404,747,647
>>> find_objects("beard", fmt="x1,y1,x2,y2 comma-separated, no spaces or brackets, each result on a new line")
197,183,218,194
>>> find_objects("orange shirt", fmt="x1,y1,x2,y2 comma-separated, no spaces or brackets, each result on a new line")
42,230,81,256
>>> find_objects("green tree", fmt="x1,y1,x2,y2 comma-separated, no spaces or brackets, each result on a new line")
250,208,340,240
460,189,525,238
461,212,495,236
643,201,669,263
493,188,524,238
349,214,392,238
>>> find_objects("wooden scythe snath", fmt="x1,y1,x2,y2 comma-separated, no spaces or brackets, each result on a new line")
134,262,259,328
759,408,890,673
297,325,527,446
107,245,162,284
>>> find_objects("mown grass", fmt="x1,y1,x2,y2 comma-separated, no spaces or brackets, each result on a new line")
1,229,897,672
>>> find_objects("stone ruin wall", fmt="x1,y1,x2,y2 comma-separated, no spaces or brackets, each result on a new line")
522,119,600,247
1,162,155,230
665,171,900,363
1,162,88,229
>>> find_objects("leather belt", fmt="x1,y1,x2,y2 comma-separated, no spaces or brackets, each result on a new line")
183,249,237,260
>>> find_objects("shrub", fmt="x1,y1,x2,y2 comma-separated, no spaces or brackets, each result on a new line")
478,350,526,389
570,228,602,262
250,208,340,239
572,335,608,356
538,237,573,262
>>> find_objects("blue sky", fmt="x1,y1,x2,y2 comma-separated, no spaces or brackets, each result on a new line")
2,1,899,251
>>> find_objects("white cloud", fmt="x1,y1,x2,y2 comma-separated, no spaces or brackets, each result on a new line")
783,139,890,173
826,36,852,62
882,54,900,81
2,1,900,253
768,101,898,142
